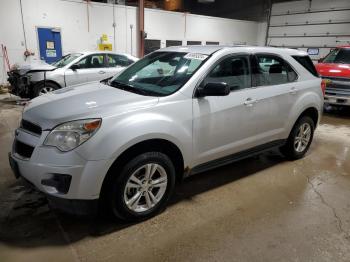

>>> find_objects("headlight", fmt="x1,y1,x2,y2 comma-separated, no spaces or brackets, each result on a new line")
44,119,101,152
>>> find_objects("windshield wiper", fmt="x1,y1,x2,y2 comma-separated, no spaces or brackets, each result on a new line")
110,81,159,96
100,77,113,85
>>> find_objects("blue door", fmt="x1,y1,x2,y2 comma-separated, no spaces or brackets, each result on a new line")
37,27,62,63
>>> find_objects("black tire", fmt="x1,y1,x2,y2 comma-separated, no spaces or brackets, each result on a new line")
280,116,315,160
32,82,59,98
106,152,176,221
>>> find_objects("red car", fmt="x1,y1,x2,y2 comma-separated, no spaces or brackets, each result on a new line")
315,46,350,106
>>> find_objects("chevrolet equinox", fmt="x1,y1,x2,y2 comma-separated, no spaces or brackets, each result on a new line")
9,46,324,221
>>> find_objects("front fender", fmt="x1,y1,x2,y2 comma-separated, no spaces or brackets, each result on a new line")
29,70,65,88
76,109,193,167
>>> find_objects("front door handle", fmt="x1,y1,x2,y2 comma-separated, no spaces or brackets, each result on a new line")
99,70,106,74
244,98,258,106
289,87,297,95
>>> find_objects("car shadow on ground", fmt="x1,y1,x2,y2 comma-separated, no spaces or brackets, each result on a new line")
0,151,285,248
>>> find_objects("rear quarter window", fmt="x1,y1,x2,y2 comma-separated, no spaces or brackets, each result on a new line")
252,54,298,86
292,56,319,77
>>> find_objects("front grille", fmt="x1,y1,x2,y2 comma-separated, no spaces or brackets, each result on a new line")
327,80,350,90
14,140,34,159
322,76,350,82
325,88,350,97
21,119,42,136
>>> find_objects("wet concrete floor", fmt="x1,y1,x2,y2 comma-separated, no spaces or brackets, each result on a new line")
0,93,350,262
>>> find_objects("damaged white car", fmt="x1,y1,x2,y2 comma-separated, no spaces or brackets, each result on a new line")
7,51,138,98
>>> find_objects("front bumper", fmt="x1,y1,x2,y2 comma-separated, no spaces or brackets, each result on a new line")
324,95,350,106
9,127,112,201
8,154,98,215
7,71,32,97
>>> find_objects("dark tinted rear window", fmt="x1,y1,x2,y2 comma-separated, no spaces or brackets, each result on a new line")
292,56,319,77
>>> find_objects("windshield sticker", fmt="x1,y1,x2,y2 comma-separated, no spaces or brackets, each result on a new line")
184,53,208,61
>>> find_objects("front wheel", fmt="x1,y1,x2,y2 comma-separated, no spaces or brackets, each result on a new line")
107,152,176,221
33,82,59,98
280,116,315,160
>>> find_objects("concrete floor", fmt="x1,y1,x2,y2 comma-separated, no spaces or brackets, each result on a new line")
0,93,350,262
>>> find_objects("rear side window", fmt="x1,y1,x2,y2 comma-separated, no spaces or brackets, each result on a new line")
292,56,319,77
252,55,297,86
76,54,106,69
108,54,133,67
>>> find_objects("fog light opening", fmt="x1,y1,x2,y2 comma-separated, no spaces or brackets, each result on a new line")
41,174,72,194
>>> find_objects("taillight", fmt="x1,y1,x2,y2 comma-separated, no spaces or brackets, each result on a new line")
321,79,327,96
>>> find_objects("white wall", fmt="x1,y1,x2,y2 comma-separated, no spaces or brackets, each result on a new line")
267,0,350,60
0,0,265,84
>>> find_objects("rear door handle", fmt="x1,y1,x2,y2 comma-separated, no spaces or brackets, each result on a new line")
99,70,106,74
289,87,297,95
244,98,258,106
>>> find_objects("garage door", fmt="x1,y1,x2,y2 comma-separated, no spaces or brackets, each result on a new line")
145,39,161,55
267,0,350,61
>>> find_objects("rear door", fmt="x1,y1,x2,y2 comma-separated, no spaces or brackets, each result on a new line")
248,53,299,143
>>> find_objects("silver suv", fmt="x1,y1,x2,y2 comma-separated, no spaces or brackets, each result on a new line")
9,46,323,221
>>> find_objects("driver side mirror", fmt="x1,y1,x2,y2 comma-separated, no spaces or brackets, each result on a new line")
318,57,324,63
70,64,80,71
197,82,230,97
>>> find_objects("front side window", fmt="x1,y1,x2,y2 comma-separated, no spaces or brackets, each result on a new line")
252,55,297,86
202,55,251,91
110,52,208,96
76,54,105,69
323,48,350,64
108,54,133,67
52,53,82,68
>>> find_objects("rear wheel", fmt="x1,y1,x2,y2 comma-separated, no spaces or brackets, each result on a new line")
280,116,315,160
107,152,176,221
33,82,59,98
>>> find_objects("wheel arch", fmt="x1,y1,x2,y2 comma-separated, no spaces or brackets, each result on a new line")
100,138,185,199
285,87,323,137
31,80,62,98
34,79,62,89
297,107,319,126
286,106,320,139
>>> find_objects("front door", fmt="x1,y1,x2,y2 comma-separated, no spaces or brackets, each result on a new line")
193,54,259,166
65,54,107,86
37,27,62,63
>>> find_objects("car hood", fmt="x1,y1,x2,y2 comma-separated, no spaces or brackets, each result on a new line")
12,59,56,75
316,63,350,78
23,82,159,130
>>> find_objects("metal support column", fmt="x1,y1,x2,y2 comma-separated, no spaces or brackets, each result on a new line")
138,0,145,58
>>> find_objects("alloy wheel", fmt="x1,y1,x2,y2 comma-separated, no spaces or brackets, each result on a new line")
123,163,168,213
39,86,55,96
294,123,312,153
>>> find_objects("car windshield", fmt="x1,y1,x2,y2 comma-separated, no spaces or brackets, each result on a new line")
323,48,350,64
110,51,208,96
52,53,83,68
